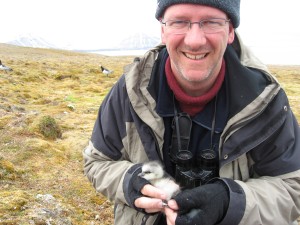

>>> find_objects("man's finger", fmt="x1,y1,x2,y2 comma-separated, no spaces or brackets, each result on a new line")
134,196,164,210
165,207,177,225
141,184,167,199
167,199,179,210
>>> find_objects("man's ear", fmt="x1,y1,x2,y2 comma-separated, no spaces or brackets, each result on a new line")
161,24,166,44
227,25,235,44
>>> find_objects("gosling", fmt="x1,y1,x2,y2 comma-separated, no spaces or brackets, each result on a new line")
139,161,180,201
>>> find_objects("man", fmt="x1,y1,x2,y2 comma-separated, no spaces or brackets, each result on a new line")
83,0,300,224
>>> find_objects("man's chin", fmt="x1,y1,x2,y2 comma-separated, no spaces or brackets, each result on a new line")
181,68,212,82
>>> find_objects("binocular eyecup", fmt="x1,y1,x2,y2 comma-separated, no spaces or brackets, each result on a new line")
173,149,218,189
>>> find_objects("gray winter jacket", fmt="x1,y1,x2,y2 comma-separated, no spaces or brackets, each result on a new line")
83,34,300,225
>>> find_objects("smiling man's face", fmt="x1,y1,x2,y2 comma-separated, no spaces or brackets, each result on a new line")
161,4,235,96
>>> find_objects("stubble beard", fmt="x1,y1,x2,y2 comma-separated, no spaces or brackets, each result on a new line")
176,61,214,84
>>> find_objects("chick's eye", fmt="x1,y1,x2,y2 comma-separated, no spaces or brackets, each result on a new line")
144,171,151,174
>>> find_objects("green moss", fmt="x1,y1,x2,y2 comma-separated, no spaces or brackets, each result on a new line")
0,159,15,173
38,116,62,140
0,159,16,180
0,190,29,212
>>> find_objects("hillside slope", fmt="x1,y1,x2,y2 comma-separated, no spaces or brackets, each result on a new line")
0,43,299,224
0,43,134,224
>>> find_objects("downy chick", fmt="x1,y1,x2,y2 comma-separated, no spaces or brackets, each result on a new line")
138,161,180,201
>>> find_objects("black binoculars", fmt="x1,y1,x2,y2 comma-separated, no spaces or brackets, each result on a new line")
173,149,218,189
169,111,219,189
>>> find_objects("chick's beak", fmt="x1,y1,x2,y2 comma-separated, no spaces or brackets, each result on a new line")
138,172,145,177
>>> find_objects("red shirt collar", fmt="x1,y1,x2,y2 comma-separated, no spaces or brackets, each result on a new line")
165,57,226,116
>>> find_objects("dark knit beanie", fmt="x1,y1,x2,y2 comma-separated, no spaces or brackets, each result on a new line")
155,0,240,28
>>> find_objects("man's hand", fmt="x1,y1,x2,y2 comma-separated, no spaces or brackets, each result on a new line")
164,200,178,225
165,181,229,225
126,165,168,213
134,184,168,213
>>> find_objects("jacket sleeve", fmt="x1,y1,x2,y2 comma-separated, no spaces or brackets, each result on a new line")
83,141,134,204
239,93,300,224
83,75,148,205
236,169,300,225
220,93,300,225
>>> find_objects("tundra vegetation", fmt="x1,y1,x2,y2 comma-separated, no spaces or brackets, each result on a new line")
0,43,299,224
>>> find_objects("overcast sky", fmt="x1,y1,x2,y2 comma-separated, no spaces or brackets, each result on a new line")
1,0,300,65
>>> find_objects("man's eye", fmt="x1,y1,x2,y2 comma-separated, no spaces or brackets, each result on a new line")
202,20,223,27
203,20,218,25
170,20,188,27
173,21,185,24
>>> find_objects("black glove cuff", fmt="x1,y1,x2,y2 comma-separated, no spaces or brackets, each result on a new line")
123,164,150,212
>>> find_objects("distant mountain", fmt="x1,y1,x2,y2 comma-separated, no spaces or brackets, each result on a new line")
7,34,57,49
115,33,160,50
4,32,161,52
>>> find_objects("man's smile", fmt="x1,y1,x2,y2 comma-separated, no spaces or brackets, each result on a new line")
184,52,208,60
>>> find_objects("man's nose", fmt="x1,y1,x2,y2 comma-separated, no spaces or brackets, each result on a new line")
184,24,207,46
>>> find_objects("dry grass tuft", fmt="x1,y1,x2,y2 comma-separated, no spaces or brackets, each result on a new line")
38,115,62,140
0,43,299,224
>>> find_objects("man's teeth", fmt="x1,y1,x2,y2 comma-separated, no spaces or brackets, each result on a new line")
185,53,206,60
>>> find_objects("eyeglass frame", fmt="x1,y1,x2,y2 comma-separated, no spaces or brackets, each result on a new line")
160,18,231,34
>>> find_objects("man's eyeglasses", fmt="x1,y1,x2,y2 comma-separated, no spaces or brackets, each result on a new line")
161,18,230,34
